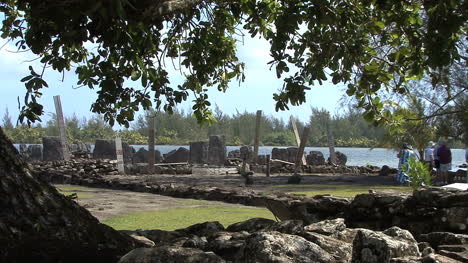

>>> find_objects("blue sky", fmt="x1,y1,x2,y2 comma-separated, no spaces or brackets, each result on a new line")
0,35,345,128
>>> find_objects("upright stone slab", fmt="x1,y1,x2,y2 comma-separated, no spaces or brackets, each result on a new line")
27,145,43,161
93,139,134,163
42,136,65,161
287,147,299,163
272,148,289,162
208,135,226,166
189,141,209,164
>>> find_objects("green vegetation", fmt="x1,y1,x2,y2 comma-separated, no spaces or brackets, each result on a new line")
103,206,275,231
271,184,411,198
403,157,432,190
55,185,94,199
1,0,465,130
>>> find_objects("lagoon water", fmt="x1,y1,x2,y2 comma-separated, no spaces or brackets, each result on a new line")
13,144,466,169
132,145,466,169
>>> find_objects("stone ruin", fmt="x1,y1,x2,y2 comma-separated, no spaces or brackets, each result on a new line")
2,124,468,262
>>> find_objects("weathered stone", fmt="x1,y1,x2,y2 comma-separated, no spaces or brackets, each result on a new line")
181,235,208,250
328,151,347,165
69,142,92,153
27,144,43,161
207,231,250,262
226,218,276,233
240,146,253,162
304,218,347,236
236,231,334,263
132,148,162,164
190,141,209,164
302,231,353,263
351,227,420,263
208,135,226,166
0,127,137,263
42,136,66,161
418,232,468,249
177,221,225,237
264,220,304,235
272,147,289,162
306,151,326,166
287,147,299,163
380,165,392,176
227,149,241,159
164,147,189,163
118,247,225,263
93,139,134,163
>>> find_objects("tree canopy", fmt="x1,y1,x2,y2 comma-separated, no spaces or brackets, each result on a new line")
1,0,466,127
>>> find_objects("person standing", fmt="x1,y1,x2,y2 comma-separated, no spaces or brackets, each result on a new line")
424,141,435,172
396,143,414,184
437,140,452,185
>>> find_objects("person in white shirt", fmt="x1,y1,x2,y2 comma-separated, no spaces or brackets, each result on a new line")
424,141,435,172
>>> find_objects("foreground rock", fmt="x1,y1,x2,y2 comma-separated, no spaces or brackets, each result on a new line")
0,127,138,262
118,247,225,263
121,217,466,263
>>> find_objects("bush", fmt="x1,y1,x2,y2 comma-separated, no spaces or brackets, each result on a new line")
403,157,431,190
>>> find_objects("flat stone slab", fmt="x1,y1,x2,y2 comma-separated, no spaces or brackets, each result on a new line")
443,183,468,191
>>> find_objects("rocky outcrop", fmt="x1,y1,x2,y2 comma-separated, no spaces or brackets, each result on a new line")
236,231,334,263
118,247,225,263
120,216,464,263
0,127,138,263
351,227,420,263
164,147,189,163
328,151,348,165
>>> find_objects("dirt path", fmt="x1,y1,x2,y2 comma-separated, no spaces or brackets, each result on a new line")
55,185,257,221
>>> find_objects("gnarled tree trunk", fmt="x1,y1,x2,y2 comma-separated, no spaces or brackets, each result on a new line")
0,127,137,262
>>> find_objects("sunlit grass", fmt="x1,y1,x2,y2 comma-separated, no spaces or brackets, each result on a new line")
103,206,276,231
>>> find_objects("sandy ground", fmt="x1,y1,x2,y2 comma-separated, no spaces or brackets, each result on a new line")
56,185,260,221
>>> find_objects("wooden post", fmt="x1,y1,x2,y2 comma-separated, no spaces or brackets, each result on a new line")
326,120,337,165
148,116,155,173
294,126,310,173
253,110,262,163
115,136,125,174
53,95,70,161
266,154,271,177
290,116,307,165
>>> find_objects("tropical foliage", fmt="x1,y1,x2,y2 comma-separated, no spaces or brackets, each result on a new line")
1,0,465,127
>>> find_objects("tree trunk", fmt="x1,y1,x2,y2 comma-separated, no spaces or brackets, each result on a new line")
0,127,137,262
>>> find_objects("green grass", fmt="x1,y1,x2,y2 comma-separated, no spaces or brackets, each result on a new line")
55,185,94,199
270,184,411,198
103,206,276,231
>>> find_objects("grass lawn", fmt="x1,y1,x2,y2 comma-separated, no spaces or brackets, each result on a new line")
103,206,276,231
270,184,412,198
55,185,94,199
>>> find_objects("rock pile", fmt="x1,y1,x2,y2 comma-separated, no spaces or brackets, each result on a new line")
119,218,466,262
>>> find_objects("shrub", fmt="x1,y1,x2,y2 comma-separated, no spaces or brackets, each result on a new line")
403,157,431,190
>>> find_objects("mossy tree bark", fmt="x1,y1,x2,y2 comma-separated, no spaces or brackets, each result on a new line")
0,127,137,262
